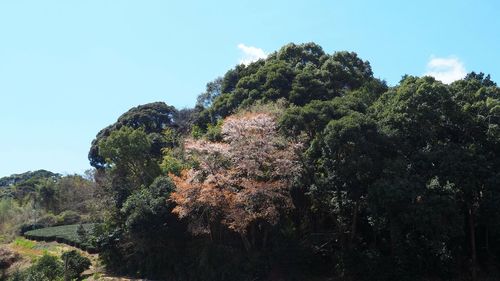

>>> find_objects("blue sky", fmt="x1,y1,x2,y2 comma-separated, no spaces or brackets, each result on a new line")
0,0,499,177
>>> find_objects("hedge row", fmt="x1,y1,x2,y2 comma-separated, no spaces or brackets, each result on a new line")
23,224,99,254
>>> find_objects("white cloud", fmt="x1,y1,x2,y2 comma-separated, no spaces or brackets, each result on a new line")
237,43,267,65
424,56,466,84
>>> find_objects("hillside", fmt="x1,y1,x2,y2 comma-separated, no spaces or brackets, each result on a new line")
0,170,60,188
1,238,143,281
1,42,499,281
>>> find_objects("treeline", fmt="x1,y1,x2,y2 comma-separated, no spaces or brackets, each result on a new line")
0,170,98,242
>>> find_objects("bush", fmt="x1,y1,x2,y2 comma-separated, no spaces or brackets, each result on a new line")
56,211,81,225
61,250,91,280
76,223,87,243
25,254,63,281
19,223,44,235
7,270,25,281
38,213,58,227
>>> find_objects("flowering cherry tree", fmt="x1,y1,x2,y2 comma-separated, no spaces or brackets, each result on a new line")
170,112,302,250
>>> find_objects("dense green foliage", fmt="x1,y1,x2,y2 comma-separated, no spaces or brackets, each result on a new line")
0,170,60,188
3,42,499,281
7,251,90,281
88,102,177,169
61,250,91,280
195,43,386,126
83,43,500,281
0,170,60,205
25,254,63,281
24,224,97,251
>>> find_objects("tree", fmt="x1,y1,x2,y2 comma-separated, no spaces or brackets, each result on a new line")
369,75,500,280
197,77,223,108
119,176,186,277
27,254,63,281
202,42,384,121
275,42,325,68
98,126,160,196
89,102,177,169
55,175,94,214
76,223,87,243
121,176,176,239
35,179,58,212
61,250,91,281
170,111,303,251
0,170,60,188
447,73,500,280
280,95,366,139
307,112,387,251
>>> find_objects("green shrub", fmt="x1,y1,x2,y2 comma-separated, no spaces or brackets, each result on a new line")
56,211,81,225
19,223,44,235
61,250,91,280
205,120,223,141
7,270,25,281
25,254,63,281
160,149,187,176
191,124,204,139
76,223,87,243
38,213,58,227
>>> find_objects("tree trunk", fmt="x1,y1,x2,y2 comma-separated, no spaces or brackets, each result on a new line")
389,214,397,256
262,227,269,250
349,200,359,248
251,224,256,249
64,255,69,281
337,188,345,250
469,207,477,281
485,225,489,255
241,232,251,252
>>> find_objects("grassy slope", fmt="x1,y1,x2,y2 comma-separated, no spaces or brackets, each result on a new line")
4,237,100,278
3,238,144,281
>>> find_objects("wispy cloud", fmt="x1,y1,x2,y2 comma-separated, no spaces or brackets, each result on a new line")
237,44,267,65
425,56,466,84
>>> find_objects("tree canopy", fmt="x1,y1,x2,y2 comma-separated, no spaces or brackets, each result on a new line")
79,43,500,281
88,102,177,169
196,43,387,125
6,42,499,281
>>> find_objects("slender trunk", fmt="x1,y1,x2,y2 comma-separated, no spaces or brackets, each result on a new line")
251,224,256,248
389,214,397,256
337,188,345,250
219,225,223,242
64,255,69,281
485,225,489,255
210,227,214,242
241,232,251,252
262,227,269,250
469,207,477,281
349,200,359,248
373,211,378,249
208,220,214,242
